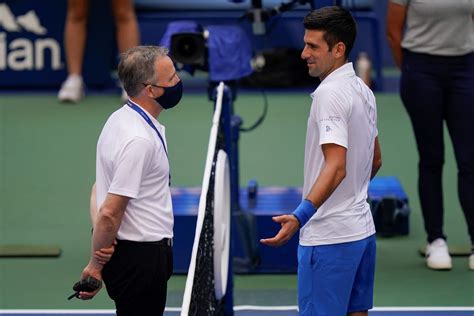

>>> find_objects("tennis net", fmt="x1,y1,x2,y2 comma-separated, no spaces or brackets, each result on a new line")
181,82,231,316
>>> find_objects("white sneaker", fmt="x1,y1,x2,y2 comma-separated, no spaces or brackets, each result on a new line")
426,238,452,270
58,75,84,103
469,253,474,271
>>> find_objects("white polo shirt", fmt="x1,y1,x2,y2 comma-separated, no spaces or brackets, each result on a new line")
300,62,377,246
95,102,173,242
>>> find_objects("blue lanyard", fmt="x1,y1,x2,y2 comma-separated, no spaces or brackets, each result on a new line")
127,100,171,185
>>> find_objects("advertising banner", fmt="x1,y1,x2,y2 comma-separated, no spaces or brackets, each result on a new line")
0,1,115,88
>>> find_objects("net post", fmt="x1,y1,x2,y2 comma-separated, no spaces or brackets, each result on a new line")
220,83,236,315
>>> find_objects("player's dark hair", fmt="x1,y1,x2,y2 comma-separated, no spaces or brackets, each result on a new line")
303,6,356,59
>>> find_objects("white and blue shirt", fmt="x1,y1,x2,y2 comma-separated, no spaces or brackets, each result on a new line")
300,62,377,246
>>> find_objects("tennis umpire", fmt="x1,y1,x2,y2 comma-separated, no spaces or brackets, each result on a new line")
261,7,382,316
78,45,182,315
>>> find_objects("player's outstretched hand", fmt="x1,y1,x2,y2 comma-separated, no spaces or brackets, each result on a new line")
94,240,116,265
260,214,300,247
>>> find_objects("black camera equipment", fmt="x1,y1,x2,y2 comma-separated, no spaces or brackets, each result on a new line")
242,0,314,35
67,276,102,300
169,0,314,67
170,30,208,70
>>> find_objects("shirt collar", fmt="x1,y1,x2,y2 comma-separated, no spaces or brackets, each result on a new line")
126,99,162,127
310,62,355,98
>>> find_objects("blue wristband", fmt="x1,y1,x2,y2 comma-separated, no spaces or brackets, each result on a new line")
292,199,316,228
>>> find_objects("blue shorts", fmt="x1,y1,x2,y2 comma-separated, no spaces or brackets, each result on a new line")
297,234,376,316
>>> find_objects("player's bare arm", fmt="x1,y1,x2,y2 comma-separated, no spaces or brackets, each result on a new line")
305,143,347,208
79,193,129,299
386,2,407,68
89,183,117,265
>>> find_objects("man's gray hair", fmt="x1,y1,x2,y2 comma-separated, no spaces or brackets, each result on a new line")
118,46,170,97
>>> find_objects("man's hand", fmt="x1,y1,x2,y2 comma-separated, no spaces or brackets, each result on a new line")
260,214,300,247
78,264,103,300
94,240,116,265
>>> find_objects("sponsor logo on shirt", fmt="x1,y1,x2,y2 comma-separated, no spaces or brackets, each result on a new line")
320,116,342,123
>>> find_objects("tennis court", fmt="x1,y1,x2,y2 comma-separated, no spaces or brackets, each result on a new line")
1,307,474,316
1,91,473,313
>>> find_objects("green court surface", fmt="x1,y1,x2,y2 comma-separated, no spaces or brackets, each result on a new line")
0,91,473,310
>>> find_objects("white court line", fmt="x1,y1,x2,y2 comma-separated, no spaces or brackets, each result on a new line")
1,306,474,313
234,306,298,311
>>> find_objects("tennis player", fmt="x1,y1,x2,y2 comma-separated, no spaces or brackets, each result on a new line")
261,7,382,316
78,45,181,315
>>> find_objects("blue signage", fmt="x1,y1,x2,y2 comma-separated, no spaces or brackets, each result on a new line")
0,0,115,88
0,1,67,87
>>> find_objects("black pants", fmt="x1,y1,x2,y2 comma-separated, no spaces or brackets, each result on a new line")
400,50,474,244
102,239,173,316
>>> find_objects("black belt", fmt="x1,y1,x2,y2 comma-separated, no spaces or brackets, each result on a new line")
154,238,173,247
116,238,173,247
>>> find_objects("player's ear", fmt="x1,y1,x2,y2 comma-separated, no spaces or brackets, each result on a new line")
333,42,346,59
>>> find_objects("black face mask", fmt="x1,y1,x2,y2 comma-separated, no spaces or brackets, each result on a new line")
154,81,183,110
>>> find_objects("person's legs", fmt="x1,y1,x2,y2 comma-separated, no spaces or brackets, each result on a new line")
111,0,139,100
58,0,88,102
347,235,376,316
400,51,454,269
102,240,173,316
298,244,352,316
444,52,474,247
115,294,167,316
64,0,89,76
111,0,139,53
400,51,446,243
297,238,371,316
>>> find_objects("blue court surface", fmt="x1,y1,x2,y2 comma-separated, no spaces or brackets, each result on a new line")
1,307,473,316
